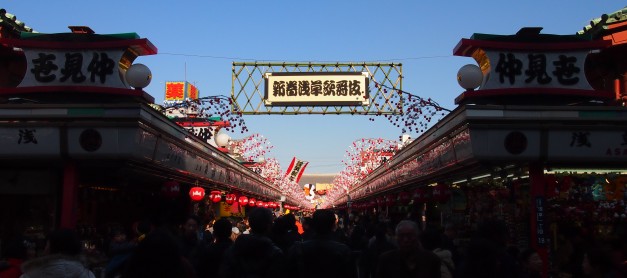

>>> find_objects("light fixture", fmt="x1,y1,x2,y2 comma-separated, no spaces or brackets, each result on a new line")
457,64,483,91
125,63,152,89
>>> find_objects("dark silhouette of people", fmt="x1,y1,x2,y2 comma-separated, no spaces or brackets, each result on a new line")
421,227,455,278
271,213,302,253
286,209,357,278
196,217,233,278
517,248,542,278
20,228,95,278
220,207,285,278
104,227,136,278
178,215,209,276
455,218,517,278
375,220,441,278
121,227,196,278
361,221,396,278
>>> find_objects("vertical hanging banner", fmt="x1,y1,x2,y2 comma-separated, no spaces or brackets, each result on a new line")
285,157,309,183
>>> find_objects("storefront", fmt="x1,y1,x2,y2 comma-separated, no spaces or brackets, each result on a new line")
339,9,627,277
0,24,289,254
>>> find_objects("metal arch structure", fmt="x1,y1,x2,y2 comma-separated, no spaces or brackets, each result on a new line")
231,62,403,115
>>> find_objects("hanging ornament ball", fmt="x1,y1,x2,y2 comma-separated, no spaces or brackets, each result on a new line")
126,63,152,89
457,64,483,90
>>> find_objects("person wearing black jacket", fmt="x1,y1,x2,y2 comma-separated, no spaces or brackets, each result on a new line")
220,208,285,278
286,209,357,278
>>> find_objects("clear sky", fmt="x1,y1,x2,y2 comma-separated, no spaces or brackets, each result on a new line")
4,1,624,174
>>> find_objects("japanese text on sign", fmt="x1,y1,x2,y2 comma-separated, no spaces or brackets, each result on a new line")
19,49,126,88
264,72,370,106
483,50,593,90
535,197,546,247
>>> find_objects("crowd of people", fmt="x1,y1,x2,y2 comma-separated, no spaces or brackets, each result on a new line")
0,208,625,278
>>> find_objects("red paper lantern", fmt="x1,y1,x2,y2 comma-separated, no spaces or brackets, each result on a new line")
209,190,222,203
189,187,205,202
161,180,180,198
248,198,256,207
262,202,269,208
432,183,451,203
256,201,264,208
238,196,249,206
399,191,411,205
225,193,237,205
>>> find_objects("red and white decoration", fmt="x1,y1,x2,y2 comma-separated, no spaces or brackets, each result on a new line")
284,157,309,183
225,193,237,205
189,187,205,202
209,190,222,203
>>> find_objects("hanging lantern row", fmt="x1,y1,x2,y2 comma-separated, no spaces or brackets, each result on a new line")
283,204,300,211
184,186,284,209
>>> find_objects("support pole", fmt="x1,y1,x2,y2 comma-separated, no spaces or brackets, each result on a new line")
60,161,78,229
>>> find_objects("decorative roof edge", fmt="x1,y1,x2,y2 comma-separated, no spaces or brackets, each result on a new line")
0,8,36,33
578,6,627,37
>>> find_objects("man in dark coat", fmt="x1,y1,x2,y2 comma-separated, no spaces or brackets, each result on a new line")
286,209,357,278
375,220,441,278
196,217,233,278
220,208,285,278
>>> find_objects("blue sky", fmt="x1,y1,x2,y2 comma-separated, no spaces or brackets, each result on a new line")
4,1,624,173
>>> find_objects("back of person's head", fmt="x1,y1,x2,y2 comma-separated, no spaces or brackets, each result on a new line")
213,218,233,240
283,213,297,229
122,228,186,278
46,228,82,256
312,209,336,235
248,208,274,235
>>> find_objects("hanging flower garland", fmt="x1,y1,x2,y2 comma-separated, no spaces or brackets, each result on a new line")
327,138,398,204
230,133,274,162
371,82,451,133
162,95,248,134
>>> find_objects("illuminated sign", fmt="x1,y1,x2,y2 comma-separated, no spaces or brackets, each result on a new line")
264,72,369,106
